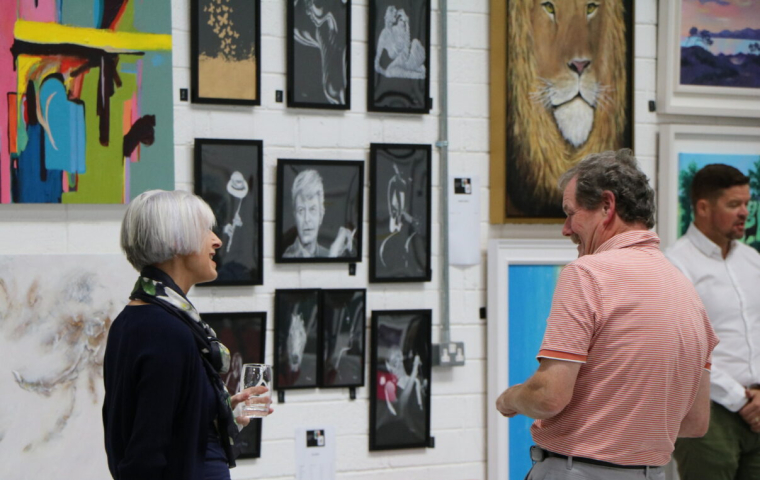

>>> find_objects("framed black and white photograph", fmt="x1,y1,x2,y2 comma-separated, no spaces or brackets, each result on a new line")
367,0,431,113
276,159,364,263
203,312,266,458
195,139,263,286
274,289,321,390
191,0,261,105
369,144,431,282
369,309,432,451
287,0,351,109
321,289,366,388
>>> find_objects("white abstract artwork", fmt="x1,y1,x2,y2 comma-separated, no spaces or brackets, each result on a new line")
0,255,136,480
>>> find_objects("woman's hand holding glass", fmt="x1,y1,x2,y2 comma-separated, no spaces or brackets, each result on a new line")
231,363,273,426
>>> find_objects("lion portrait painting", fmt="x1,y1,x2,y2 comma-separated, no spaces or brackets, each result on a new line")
490,0,633,220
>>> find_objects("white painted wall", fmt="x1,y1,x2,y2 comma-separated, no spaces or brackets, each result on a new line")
3,0,760,479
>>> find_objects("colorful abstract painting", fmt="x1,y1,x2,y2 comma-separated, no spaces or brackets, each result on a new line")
0,255,135,479
508,264,563,480
0,0,174,203
680,0,760,89
678,153,760,252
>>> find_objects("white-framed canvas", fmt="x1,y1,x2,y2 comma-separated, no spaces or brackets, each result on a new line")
657,0,760,117
657,124,760,251
486,239,577,480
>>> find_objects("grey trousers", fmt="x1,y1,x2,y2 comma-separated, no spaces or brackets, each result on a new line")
525,456,666,480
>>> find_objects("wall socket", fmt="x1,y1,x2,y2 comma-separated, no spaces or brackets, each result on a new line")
432,341,465,367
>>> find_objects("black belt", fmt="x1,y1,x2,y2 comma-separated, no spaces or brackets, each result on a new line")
530,446,657,470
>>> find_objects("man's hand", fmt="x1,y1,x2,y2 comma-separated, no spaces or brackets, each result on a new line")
493,359,581,420
739,388,760,433
496,385,521,418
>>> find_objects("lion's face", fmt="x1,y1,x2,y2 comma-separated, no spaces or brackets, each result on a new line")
530,0,606,148
506,0,627,216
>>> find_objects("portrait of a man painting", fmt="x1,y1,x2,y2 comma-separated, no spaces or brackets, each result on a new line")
489,0,634,222
275,159,364,263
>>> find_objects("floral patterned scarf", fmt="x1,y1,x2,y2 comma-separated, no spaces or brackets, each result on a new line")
130,265,240,467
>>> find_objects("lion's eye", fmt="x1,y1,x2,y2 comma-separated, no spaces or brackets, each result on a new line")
587,3,599,16
541,2,556,18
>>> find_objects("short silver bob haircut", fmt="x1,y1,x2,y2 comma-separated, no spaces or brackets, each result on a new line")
558,149,656,229
121,189,216,271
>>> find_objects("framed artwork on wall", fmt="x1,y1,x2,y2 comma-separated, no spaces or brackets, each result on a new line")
657,0,760,117
1,0,174,204
367,0,431,113
369,143,431,282
275,159,364,263
203,312,267,458
194,139,263,286
658,125,760,252
486,239,577,480
489,0,634,223
274,289,321,390
191,0,261,105
287,0,351,109
321,289,366,388
369,309,431,451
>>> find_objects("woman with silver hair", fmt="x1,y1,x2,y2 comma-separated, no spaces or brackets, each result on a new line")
103,190,271,480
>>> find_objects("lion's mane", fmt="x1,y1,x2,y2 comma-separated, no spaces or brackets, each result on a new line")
506,0,629,217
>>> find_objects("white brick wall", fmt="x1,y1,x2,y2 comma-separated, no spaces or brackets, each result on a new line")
4,0,760,479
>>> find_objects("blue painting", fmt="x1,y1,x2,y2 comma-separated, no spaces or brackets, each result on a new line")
508,264,563,480
679,0,760,89
677,153,760,252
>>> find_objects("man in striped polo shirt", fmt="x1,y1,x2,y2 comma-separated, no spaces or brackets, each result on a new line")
495,149,719,480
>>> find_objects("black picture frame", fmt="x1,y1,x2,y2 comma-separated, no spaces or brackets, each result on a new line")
195,139,264,286
274,289,321,390
203,312,267,459
367,0,431,114
321,289,366,388
275,159,364,263
287,0,351,109
369,143,431,282
191,0,261,105
369,309,432,451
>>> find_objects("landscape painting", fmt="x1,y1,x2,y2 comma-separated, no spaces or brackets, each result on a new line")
0,0,174,203
678,153,760,252
680,0,760,88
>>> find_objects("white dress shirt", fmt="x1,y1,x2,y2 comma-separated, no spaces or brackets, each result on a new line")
666,223,760,412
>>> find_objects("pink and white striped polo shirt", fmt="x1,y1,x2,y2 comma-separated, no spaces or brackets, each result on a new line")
531,230,718,466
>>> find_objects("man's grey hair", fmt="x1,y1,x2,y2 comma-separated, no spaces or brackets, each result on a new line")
558,149,656,229
291,169,324,209
121,189,216,271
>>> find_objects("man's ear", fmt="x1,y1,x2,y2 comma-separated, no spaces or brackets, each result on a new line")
600,190,616,225
694,198,710,219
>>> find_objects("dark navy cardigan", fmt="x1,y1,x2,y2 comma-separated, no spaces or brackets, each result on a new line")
103,304,218,480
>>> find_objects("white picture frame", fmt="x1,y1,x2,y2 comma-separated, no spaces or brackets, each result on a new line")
657,124,760,250
656,0,760,118
486,239,577,480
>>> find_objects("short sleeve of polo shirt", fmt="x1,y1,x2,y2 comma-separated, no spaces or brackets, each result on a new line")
537,263,600,363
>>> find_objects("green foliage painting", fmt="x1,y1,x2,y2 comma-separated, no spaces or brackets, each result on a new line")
678,153,760,252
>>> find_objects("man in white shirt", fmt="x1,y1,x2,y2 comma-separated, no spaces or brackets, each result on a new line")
666,163,760,480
